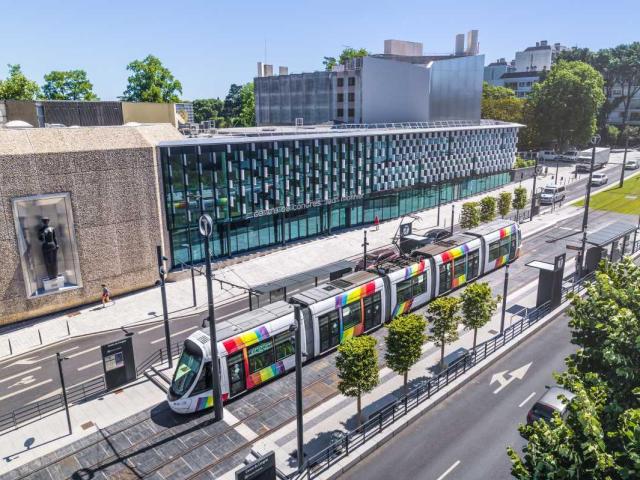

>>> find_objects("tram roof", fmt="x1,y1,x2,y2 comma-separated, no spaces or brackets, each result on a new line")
412,233,478,257
291,270,381,306
464,219,516,237
213,300,294,342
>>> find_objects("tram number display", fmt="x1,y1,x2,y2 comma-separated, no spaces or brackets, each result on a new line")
235,451,276,480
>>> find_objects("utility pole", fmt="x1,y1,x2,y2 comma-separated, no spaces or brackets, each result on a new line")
450,204,455,234
436,185,442,226
157,246,172,369
578,135,600,278
200,214,223,421
362,231,369,270
529,155,539,221
56,353,72,434
181,240,197,308
619,135,629,188
500,264,510,334
294,306,305,472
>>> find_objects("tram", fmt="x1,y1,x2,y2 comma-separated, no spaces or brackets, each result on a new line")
168,219,521,414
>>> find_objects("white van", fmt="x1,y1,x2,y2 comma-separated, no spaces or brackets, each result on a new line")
539,184,566,205
538,150,557,161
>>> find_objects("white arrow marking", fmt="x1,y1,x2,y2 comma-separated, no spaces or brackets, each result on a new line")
491,362,532,394
9,357,39,366
8,375,36,389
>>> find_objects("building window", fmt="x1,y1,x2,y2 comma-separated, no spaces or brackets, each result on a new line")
348,108,355,118
348,77,355,86
348,92,355,102
337,78,344,87
337,93,344,102
337,108,344,117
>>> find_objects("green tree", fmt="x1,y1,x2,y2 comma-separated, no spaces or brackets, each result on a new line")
336,335,379,426
460,282,500,349
427,297,462,369
0,64,40,100
121,55,182,103
222,83,243,123
479,197,497,223
512,187,527,221
610,43,640,133
238,82,255,127
498,191,513,218
192,98,224,124
323,47,370,71
481,82,525,123
606,124,620,145
527,61,605,150
42,70,98,100
385,313,427,395
460,202,480,229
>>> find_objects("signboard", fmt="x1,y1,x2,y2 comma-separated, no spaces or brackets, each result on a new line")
399,223,412,237
236,452,276,480
199,214,213,238
101,337,136,390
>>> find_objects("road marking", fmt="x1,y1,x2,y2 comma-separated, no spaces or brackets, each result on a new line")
0,366,41,384
138,324,164,334
67,346,100,359
7,375,37,389
150,326,199,344
491,362,532,394
77,360,103,372
60,346,79,355
519,391,537,408
436,460,460,480
0,379,52,402
7,356,40,366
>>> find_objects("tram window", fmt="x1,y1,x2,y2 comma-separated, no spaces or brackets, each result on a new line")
468,250,480,279
248,340,275,374
439,262,453,294
454,256,466,278
319,311,340,352
413,273,427,297
193,362,212,394
489,241,500,262
274,332,295,361
172,348,202,397
509,236,517,260
396,278,413,303
342,301,362,330
364,292,382,331
499,237,511,257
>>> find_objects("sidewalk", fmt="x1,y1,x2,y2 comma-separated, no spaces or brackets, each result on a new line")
0,174,551,359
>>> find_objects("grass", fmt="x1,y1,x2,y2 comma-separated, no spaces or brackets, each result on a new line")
573,174,640,215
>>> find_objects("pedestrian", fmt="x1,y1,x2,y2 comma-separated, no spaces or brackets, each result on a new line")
374,215,380,231
101,284,111,308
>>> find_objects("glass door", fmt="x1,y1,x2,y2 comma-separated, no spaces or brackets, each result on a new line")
363,292,382,331
227,351,246,397
319,311,340,352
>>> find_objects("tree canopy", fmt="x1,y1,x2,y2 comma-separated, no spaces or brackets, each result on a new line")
461,282,500,349
526,61,605,150
121,55,182,103
238,82,255,127
427,297,462,368
42,69,98,100
498,191,513,218
323,47,370,71
0,64,40,100
460,202,480,229
385,313,427,394
482,82,525,124
479,196,497,223
192,98,224,124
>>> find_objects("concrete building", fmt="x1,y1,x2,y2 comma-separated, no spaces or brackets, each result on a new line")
0,124,182,325
483,59,512,86
255,40,484,126
499,71,541,98
607,86,640,127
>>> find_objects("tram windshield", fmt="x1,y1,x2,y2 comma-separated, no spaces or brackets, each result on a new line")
171,342,202,397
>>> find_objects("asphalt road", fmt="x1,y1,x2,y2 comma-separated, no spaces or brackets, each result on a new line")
341,313,576,480
0,158,635,416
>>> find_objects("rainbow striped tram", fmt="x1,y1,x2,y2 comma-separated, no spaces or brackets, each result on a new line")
168,219,521,414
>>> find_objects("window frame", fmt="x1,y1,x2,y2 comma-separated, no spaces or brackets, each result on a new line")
247,339,275,374
274,331,295,361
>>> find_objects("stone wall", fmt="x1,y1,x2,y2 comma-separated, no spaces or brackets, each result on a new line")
0,125,181,325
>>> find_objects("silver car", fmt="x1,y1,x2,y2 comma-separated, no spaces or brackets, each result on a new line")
591,173,608,186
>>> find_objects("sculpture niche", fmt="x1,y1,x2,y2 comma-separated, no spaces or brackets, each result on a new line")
39,217,59,279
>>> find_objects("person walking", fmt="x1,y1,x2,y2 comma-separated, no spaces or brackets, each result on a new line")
374,215,380,231
101,284,111,308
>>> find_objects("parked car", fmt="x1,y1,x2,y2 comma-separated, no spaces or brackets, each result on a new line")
355,246,400,271
625,158,639,170
539,184,566,205
537,150,557,162
422,228,451,243
527,386,575,424
591,173,608,186
557,150,580,162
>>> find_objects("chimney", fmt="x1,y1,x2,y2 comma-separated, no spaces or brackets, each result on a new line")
465,30,479,55
541,40,548,46
257,62,263,77
263,64,273,77
535,41,540,47
279,66,289,75
455,34,465,55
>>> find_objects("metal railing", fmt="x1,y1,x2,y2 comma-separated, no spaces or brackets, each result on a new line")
135,341,183,378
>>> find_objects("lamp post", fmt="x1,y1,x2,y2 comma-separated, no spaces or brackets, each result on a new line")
362,231,369,270
156,246,172,369
578,134,601,279
181,241,197,308
619,135,629,188
436,184,442,226
293,306,305,472
56,353,72,434
199,214,223,421
450,204,455,234
529,154,539,222
500,263,510,335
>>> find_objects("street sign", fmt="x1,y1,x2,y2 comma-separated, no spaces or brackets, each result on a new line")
399,223,412,237
198,214,213,238
102,337,136,390
565,244,582,251
235,452,276,480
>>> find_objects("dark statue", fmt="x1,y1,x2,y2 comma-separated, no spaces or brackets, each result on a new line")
39,217,59,279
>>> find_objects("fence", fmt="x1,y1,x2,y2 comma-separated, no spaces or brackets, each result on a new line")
296,270,601,479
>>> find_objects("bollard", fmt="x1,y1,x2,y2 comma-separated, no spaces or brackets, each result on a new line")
8,338,12,355
38,329,43,345
66,319,71,336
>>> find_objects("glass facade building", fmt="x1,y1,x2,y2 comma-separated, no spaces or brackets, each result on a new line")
159,123,519,267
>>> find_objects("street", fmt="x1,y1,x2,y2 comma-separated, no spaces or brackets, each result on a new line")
341,312,576,480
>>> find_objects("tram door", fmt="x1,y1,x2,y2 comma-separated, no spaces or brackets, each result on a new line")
228,351,246,397
363,292,382,331
319,311,340,353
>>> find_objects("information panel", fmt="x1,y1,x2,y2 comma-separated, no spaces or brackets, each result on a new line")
236,452,276,480
101,337,136,390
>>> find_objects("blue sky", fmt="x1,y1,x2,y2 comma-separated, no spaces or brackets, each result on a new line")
1,0,638,100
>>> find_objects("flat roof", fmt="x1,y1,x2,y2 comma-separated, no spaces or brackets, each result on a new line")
412,233,477,257
251,259,356,294
291,270,380,306
585,221,637,247
160,120,523,148
215,300,294,341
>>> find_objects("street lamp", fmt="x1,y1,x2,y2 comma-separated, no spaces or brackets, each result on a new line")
529,154,539,221
292,306,305,472
578,134,601,278
500,263,510,335
361,231,369,270
56,353,72,434
180,242,197,307
619,135,629,188
450,204,455,234
156,246,172,369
